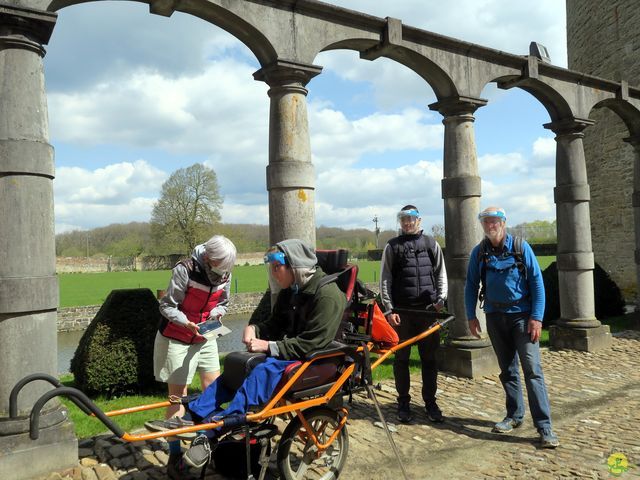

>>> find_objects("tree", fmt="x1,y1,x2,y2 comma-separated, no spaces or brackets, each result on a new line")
431,224,445,246
150,164,223,253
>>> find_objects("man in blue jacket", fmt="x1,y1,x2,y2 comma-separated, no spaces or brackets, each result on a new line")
464,206,559,448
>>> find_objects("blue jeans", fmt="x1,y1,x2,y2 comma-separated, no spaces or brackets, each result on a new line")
486,312,552,429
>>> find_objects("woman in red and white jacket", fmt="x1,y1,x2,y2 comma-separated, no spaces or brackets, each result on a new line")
153,235,236,421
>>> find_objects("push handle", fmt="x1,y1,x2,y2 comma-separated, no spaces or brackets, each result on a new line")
10,373,92,418
29,386,125,440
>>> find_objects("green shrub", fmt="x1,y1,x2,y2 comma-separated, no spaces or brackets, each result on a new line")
542,262,625,326
71,288,162,396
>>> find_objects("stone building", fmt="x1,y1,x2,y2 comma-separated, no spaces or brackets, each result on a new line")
567,0,640,302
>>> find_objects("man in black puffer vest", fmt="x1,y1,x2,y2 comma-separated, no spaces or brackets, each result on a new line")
380,205,448,423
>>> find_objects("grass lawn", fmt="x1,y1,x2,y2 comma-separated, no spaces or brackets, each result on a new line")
59,373,195,439
59,256,556,307
58,264,271,308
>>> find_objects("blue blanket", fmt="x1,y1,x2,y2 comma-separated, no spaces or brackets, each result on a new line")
188,357,295,430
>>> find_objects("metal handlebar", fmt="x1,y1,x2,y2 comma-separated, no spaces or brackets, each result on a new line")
10,373,92,418
29,386,125,440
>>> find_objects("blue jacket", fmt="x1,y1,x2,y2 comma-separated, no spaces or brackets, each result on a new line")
464,234,545,321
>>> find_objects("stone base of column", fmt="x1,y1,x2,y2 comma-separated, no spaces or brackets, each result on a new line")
0,418,78,480
549,324,612,351
437,344,499,378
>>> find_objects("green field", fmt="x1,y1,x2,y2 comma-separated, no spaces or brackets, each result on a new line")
58,264,270,308
58,257,555,308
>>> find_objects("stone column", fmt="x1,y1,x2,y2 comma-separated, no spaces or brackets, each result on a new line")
429,97,498,378
547,120,612,351
0,5,78,480
626,136,640,311
253,60,321,247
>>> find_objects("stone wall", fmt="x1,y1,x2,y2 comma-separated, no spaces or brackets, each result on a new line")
57,291,267,332
566,0,640,300
56,253,266,274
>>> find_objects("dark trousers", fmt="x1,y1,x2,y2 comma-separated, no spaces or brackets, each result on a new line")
392,310,440,406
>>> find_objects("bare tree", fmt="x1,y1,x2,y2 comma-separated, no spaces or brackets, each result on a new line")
431,224,445,246
151,164,223,253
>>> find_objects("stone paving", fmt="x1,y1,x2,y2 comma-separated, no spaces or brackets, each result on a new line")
41,331,640,480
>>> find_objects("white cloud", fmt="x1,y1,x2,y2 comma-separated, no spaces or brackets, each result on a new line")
533,136,556,161
54,160,166,232
478,152,529,176
310,105,443,169
221,202,270,225
315,160,444,229
48,60,269,156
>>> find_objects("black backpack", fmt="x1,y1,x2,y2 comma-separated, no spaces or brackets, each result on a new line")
477,236,527,308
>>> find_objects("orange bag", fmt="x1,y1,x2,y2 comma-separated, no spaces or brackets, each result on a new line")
366,302,399,348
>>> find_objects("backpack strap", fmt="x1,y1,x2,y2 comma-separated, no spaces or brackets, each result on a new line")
511,236,527,281
477,238,491,308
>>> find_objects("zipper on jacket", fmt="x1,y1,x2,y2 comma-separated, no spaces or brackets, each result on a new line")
199,285,214,322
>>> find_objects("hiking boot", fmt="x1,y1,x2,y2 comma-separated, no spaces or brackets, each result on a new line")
425,403,444,423
145,416,196,440
397,401,413,423
492,417,523,433
183,433,212,468
538,427,559,448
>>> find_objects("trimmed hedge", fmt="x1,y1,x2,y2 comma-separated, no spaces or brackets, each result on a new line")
70,288,162,396
542,262,625,326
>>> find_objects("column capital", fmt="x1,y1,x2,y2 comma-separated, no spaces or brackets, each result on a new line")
0,4,57,48
428,96,487,117
253,59,322,89
543,117,594,136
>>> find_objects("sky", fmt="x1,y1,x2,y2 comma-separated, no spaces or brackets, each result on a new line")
45,0,566,234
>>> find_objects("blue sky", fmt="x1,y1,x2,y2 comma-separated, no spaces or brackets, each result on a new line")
45,0,565,234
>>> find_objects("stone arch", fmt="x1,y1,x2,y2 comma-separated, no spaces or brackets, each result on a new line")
491,75,575,125
320,39,459,99
592,98,640,139
46,0,278,65
584,97,640,308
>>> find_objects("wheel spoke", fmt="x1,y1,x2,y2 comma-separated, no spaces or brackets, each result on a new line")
278,408,349,480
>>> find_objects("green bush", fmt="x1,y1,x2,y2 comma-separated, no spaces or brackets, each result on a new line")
71,288,162,396
542,262,625,326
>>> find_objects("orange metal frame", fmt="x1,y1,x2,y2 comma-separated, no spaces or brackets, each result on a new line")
105,320,447,445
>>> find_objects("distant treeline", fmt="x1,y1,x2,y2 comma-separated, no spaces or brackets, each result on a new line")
55,222,397,258
56,220,556,258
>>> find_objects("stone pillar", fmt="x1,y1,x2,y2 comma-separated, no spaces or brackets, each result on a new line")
0,5,78,479
253,60,322,247
546,120,612,351
626,135,640,310
429,97,499,378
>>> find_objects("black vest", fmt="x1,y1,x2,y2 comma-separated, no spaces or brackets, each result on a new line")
388,233,437,307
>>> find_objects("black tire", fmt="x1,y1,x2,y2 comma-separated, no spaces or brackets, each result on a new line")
276,407,349,480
